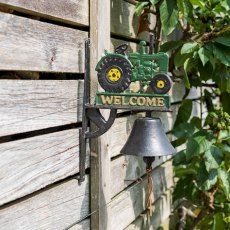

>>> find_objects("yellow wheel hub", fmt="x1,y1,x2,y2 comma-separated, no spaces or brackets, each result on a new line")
157,80,165,89
107,68,121,82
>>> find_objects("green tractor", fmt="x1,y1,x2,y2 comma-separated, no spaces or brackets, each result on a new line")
95,41,171,94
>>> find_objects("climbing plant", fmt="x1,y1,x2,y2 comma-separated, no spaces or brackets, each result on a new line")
135,0,230,229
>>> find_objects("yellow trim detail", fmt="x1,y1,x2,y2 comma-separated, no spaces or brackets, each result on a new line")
157,80,165,89
107,68,121,82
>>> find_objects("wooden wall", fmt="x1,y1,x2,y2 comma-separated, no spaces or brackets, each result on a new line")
0,0,90,229
0,0,200,229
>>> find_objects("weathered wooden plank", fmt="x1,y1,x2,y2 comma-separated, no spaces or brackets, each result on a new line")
111,0,155,40
0,176,89,230
90,0,113,229
125,189,172,230
0,128,89,206
158,218,170,230
171,83,201,103
69,219,90,230
0,80,83,136
111,156,171,198
0,0,89,26
110,161,173,230
170,81,185,103
0,13,87,72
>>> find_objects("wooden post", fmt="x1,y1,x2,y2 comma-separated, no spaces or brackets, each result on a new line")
90,1,111,230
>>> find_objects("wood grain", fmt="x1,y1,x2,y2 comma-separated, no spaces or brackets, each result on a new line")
69,219,90,230
0,80,83,137
0,128,89,206
111,155,171,198
111,0,155,40
0,176,89,230
90,0,112,229
68,218,90,230
125,190,172,230
0,13,87,72
0,0,89,26
110,161,173,230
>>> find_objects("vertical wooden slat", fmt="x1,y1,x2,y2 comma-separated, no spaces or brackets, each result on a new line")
90,0,111,230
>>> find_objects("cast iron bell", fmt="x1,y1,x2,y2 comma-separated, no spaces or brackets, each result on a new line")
120,117,176,168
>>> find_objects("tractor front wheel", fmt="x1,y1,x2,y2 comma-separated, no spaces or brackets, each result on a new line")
150,74,171,94
97,56,132,92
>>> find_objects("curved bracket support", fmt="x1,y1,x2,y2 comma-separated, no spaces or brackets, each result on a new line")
86,108,117,138
78,107,117,183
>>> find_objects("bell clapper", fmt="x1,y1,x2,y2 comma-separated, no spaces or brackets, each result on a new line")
143,157,155,217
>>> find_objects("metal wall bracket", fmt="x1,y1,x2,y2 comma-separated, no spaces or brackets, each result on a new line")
78,39,117,183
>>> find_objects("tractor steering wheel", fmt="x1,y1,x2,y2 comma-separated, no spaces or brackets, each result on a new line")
115,44,129,55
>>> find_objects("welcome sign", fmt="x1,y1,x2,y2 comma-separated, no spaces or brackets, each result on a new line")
93,41,173,111
95,92,170,109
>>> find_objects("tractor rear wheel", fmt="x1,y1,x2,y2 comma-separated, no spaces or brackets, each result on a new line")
97,56,132,92
150,74,171,94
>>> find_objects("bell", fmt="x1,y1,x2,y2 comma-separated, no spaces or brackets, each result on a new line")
120,117,176,168
121,117,176,216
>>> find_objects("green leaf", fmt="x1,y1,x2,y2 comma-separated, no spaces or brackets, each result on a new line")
198,47,210,66
222,92,230,114
174,50,193,67
196,214,215,229
198,61,214,81
172,122,196,138
175,166,197,176
174,99,193,127
213,213,227,230
186,131,212,160
160,40,183,52
184,58,191,89
160,0,178,36
173,150,186,166
181,42,199,54
204,146,224,172
219,74,230,94
197,162,218,191
149,0,160,5
218,169,230,200
218,128,230,140
191,117,202,129
215,35,230,47
135,2,149,16
213,65,230,93
212,43,230,67
183,57,199,88
222,142,230,153
224,216,230,223
184,57,198,88
189,0,206,10
177,0,193,18
173,175,199,201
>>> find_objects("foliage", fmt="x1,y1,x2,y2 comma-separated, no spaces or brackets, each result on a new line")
135,0,230,229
